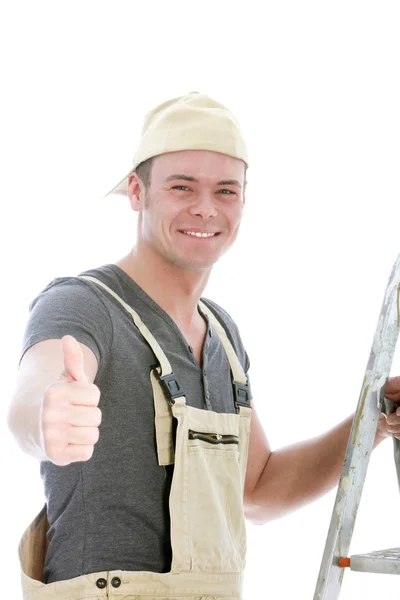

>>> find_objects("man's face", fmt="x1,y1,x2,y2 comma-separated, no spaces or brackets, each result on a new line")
132,150,246,272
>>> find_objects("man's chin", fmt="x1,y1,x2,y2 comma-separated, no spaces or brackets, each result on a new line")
171,255,218,272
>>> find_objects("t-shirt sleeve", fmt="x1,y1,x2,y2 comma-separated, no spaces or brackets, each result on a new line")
20,277,113,380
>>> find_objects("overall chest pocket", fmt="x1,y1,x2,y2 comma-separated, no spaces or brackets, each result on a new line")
188,430,239,446
186,428,246,573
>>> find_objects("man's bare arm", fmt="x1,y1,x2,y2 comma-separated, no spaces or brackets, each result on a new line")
244,410,353,524
7,338,98,461
243,393,400,524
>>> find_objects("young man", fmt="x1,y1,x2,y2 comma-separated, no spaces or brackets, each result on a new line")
8,92,400,600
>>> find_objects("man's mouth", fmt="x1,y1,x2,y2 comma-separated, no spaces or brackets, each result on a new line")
178,230,220,238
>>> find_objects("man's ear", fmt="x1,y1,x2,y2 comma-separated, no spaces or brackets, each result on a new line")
128,173,145,212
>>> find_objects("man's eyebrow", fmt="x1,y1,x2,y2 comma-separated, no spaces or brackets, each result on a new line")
165,174,242,188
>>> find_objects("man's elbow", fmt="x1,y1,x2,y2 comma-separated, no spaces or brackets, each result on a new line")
243,493,268,526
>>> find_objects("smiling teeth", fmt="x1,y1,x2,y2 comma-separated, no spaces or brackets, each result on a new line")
182,231,216,238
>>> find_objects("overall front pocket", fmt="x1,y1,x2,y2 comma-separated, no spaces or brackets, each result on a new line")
186,430,246,573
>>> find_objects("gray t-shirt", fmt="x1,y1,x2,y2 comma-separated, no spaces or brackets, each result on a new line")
21,264,252,583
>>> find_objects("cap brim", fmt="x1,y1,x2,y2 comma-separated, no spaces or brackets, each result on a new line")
103,168,134,198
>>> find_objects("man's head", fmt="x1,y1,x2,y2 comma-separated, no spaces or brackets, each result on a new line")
106,91,249,272
128,149,247,272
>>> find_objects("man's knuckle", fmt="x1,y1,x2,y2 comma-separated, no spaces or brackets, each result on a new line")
45,386,61,405
82,446,94,461
90,384,101,403
96,407,102,425
87,428,99,444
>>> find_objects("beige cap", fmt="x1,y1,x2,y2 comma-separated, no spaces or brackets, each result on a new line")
104,91,248,197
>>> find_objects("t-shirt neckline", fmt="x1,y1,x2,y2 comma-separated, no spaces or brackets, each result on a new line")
101,263,212,369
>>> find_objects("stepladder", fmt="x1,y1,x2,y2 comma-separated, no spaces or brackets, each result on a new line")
314,253,400,600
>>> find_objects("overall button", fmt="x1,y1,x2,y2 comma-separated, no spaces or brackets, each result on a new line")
96,578,107,589
111,576,121,588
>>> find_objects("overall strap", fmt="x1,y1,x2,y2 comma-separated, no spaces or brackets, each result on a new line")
79,275,186,466
198,300,251,414
78,276,251,464
79,276,250,414
79,276,185,403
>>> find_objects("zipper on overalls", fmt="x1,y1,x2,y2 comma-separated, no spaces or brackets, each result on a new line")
188,429,239,445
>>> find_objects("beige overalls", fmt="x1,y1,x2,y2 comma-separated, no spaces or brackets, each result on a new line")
18,277,252,600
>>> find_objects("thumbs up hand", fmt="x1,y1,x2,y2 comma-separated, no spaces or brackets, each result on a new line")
41,335,102,466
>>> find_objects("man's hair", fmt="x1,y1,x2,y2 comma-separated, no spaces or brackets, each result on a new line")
134,156,248,190
134,157,154,189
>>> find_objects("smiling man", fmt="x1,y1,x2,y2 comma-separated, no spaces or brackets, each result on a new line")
114,148,247,359
8,92,400,600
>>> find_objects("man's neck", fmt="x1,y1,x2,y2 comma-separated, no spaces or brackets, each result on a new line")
114,246,211,329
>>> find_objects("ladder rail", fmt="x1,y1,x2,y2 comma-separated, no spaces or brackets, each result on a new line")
313,254,400,600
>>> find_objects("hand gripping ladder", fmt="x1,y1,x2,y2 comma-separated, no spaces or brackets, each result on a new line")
314,253,400,600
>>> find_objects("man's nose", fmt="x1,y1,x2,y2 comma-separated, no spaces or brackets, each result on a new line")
188,192,218,219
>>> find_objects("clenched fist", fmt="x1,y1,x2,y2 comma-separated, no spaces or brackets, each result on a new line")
41,335,102,466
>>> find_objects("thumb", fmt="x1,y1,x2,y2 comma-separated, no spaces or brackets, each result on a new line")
61,335,88,383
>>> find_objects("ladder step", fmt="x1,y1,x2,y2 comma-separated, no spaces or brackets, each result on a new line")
349,548,400,575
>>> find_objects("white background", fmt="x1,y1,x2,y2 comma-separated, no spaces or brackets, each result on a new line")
1,2,400,599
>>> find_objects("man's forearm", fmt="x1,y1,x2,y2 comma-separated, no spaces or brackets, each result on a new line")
7,397,48,462
247,413,386,524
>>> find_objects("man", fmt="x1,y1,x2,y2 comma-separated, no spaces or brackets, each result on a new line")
8,92,400,600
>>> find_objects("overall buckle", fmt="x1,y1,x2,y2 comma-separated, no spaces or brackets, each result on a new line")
153,367,184,404
232,380,250,411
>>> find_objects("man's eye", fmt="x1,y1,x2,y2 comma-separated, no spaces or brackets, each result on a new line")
171,186,234,194
171,185,190,191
